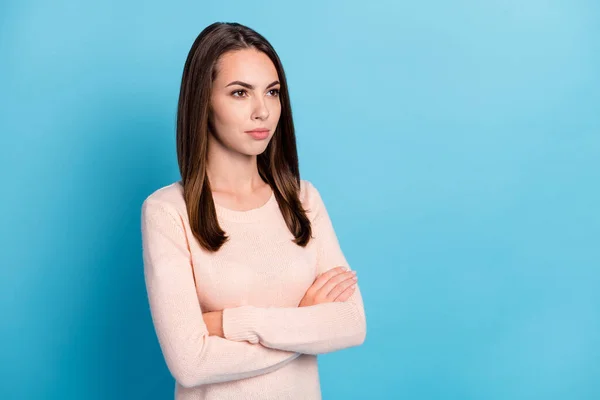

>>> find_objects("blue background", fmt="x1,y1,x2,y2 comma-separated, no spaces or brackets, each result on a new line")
1,0,599,399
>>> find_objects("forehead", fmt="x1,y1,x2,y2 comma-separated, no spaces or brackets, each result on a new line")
214,48,279,84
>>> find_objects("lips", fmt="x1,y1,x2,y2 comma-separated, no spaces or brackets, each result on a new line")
245,129,270,140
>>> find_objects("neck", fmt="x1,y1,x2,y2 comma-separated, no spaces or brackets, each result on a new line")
206,139,264,195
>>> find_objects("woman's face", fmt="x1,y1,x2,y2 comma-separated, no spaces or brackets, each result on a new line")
209,48,281,156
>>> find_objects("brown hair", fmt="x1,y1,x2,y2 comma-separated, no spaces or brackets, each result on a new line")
176,22,312,252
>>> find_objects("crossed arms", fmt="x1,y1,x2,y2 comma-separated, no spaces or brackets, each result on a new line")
140,185,366,388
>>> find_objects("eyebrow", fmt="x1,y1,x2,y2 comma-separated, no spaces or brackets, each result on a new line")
225,80,280,90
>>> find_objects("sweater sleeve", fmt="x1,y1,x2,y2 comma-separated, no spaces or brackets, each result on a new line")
222,181,367,354
141,199,300,389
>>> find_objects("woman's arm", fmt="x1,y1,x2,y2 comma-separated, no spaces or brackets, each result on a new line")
141,199,300,389
221,181,367,354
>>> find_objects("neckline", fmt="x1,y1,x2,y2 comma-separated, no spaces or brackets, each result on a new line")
214,189,277,222
175,180,278,223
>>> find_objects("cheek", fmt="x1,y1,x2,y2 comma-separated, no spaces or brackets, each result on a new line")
213,101,249,130
271,100,282,119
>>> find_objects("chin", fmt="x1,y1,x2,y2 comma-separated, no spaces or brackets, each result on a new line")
247,145,270,156
244,139,273,156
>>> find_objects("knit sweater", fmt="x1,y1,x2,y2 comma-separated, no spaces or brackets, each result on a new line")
140,179,367,400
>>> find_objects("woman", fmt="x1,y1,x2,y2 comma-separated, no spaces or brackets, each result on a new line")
141,22,366,399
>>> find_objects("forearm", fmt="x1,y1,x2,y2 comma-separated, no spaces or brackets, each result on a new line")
154,327,301,387
222,285,366,354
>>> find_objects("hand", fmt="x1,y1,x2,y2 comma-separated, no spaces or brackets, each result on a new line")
299,266,358,307
202,310,224,338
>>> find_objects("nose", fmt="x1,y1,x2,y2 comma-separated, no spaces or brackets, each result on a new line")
252,97,270,121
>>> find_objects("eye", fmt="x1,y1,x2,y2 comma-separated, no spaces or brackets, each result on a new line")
268,89,280,97
231,89,247,97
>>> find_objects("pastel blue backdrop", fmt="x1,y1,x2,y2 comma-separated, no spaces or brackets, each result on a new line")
1,1,598,399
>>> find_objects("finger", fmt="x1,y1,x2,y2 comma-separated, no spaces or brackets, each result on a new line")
310,266,348,292
319,271,356,299
334,283,356,302
328,275,358,300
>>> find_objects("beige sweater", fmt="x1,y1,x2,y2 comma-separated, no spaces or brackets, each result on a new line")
141,179,366,399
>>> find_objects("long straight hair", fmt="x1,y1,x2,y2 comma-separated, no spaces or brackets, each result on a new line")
176,22,312,252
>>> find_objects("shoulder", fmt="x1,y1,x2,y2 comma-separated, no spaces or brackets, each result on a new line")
141,180,188,219
299,179,326,217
